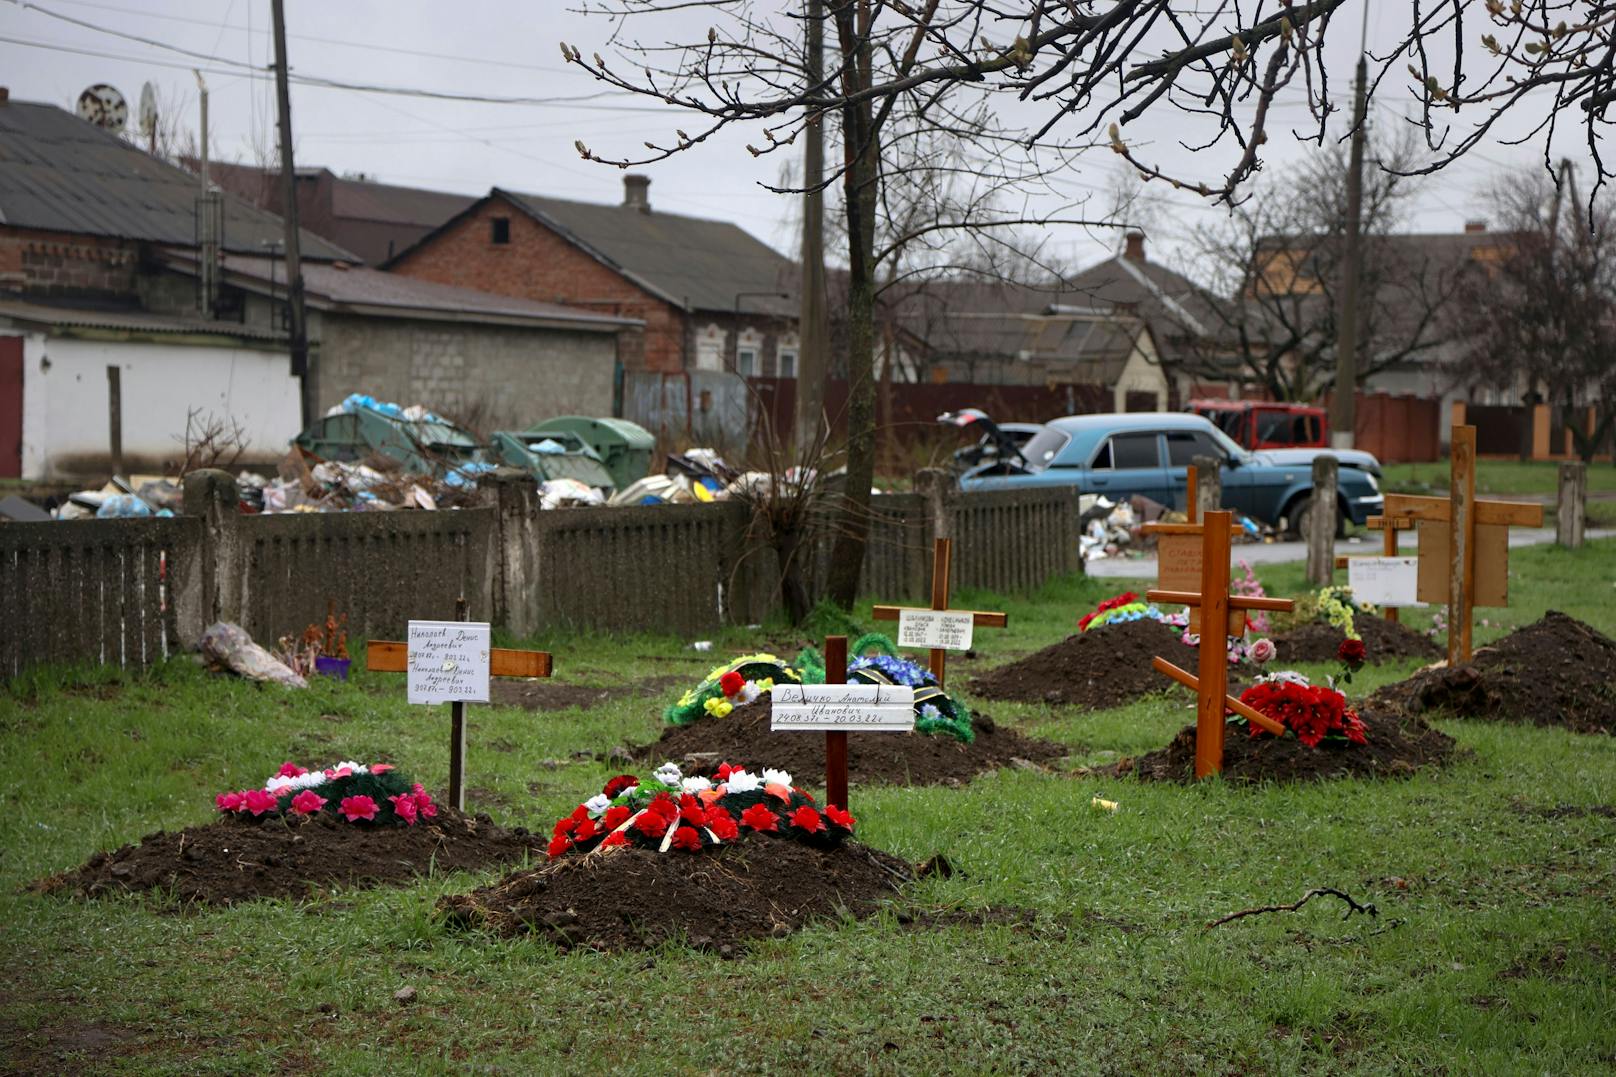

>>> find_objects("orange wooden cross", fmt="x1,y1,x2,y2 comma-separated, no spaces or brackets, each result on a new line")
871,537,1007,689
1381,425,1543,664
365,597,552,812
1146,510,1295,778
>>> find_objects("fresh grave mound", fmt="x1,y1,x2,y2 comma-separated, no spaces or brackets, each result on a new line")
637,697,1067,785
971,619,1217,710
1117,705,1456,783
491,673,685,712
33,760,542,906
1270,615,1443,663
1369,611,1616,735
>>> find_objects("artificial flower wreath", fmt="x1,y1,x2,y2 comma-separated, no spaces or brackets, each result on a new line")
215,761,437,826
1238,671,1369,748
799,633,976,743
663,653,803,725
547,761,854,859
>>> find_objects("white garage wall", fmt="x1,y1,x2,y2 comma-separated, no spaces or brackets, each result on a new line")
21,335,301,479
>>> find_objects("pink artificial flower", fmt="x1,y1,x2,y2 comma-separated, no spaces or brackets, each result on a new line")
289,790,326,816
215,791,245,813
330,766,354,778
276,762,307,778
413,790,437,818
1248,638,1277,664
389,794,419,826
369,763,394,774
339,795,378,823
242,789,279,817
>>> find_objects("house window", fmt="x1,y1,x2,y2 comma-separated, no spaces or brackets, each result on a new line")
777,348,798,378
695,335,724,370
490,217,511,245
736,347,759,377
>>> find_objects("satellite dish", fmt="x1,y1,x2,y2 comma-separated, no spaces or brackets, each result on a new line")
138,82,158,138
76,84,128,131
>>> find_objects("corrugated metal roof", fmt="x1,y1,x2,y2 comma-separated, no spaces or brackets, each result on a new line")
499,188,797,315
0,296,284,341
0,99,354,259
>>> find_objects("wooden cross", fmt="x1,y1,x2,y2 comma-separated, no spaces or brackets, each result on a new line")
1381,425,1543,664
1334,514,1416,623
871,537,1007,688
1146,510,1295,778
365,597,552,812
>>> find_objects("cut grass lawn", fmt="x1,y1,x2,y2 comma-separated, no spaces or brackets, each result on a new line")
1381,457,1616,498
2,540,1614,1073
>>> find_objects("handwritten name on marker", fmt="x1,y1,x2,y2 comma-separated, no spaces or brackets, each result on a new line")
770,683,916,732
1347,556,1422,608
407,620,491,705
897,609,975,651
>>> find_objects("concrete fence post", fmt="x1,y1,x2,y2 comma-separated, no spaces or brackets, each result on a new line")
491,475,540,635
1306,455,1339,586
1192,455,1222,516
1557,460,1587,548
913,468,957,600
182,469,243,633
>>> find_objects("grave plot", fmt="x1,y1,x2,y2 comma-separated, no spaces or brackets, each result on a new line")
36,760,543,906
970,618,1215,710
1370,611,1616,735
1268,605,1443,663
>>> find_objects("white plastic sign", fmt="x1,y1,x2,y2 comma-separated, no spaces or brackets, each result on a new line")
897,609,975,651
770,684,916,731
406,620,491,704
1347,557,1422,608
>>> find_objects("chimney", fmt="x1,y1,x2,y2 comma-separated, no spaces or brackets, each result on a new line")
623,174,651,213
1123,230,1146,262
1464,219,1487,234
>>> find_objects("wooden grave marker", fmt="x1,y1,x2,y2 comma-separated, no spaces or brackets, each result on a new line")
1146,510,1295,778
1381,424,1543,664
871,537,1007,688
770,635,914,811
1142,506,1248,635
1333,514,1417,622
366,596,552,811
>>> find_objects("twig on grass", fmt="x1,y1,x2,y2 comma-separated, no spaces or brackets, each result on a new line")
1205,887,1378,930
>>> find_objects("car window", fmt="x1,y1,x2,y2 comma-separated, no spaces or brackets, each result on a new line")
1096,432,1160,469
1017,426,1070,469
1256,412,1290,443
1166,431,1221,466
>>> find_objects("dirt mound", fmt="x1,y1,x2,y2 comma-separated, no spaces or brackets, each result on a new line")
1116,706,1456,784
34,806,543,906
1270,616,1443,663
970,619,1208,710
490,674,684,712
634,698,1069,787
439,838,913,953
1369,611,1616,735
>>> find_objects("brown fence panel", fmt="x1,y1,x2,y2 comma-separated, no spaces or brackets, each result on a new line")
948,486,1080,595
1468,404,1526,455
0,516,198,677
1353,392,1442,463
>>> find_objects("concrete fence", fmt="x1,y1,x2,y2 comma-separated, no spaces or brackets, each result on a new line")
1,471,1081,678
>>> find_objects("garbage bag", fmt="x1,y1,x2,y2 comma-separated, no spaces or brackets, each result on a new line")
96,493,154,518
199,622,307,688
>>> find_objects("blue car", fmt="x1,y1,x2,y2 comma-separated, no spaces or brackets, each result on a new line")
959,413,1384,532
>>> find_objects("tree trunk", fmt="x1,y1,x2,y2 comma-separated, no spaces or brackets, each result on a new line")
824,1,879,608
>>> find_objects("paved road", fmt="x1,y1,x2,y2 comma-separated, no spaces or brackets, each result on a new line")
1085,527,1613,579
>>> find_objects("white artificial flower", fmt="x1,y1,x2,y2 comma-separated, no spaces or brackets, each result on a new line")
723,769,761,794
584,793,612,816
1257,669,1311,687
617,784,638,801
654,762,683,786
735,682,761,705
292,771,327,790
680,776,713,795
335,760,370,775
264,775,295,793
761,768,793,789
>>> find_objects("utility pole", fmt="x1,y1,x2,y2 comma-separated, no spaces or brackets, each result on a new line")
271,0,313,427
794,0,830,456
1330,50,1368,450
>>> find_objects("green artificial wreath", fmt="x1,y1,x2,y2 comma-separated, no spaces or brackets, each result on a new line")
662,653,805,725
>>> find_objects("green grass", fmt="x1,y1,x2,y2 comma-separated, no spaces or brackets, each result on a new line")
4,541,1616,1073
1381,458,1616,498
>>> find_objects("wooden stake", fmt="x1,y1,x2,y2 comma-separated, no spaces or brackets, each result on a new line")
449,596,469,812
1185,464,1198,524
824,634,849,811
1195,511,1233,778
1450,426,1476,664
928,538,951,684
1381,516,1400,624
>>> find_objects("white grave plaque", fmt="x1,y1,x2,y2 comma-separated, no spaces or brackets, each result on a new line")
897,609,975,651
406,620,492,704
770,684,916,731
1347,557,1422,608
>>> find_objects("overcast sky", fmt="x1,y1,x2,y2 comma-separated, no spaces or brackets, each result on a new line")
2,0,1582,274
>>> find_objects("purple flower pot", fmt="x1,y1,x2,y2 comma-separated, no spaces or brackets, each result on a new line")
314,655,351,681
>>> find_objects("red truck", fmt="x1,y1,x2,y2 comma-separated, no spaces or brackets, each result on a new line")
1188,400,1329,451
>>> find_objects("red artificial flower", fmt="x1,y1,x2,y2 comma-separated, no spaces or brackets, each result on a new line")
719,670,746,698
338,795,378,823
1338,638,1367,666
573,817,598,841
739,804,778,832
646,792,680,822
602,774,639,799
215,791,245,813
633,810,669,839
602,804,632,831
670,826,703,851
716,762,736,781
547,833,571,858
389,794,419,826
601,830,628,848
242,789,279,817
678,794,707,826
553,813,579,837
289,790,326,816
413,790,437,818
276,762,307,778
825,805,855,831
790,806,824,834
706,811,739,842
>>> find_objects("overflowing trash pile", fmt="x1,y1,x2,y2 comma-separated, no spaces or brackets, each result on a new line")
1080,494,1262,562
42,476,185,520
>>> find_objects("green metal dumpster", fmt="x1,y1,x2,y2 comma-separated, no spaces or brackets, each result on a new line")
294,406,485,476
522,417,654,490
489,430,617,490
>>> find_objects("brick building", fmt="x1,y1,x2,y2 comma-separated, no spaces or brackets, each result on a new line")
387,176,799,376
